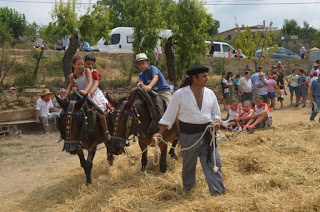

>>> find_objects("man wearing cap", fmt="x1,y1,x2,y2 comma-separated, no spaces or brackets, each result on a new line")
52,88,67,112
310,63,319,77
250,67,263,101
136,53,171,104
255,72,269,103
154,65,225,196
35,89,59,134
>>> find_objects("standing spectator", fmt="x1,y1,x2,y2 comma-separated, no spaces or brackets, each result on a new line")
276,61,285,74
208,41,214,57
276,64,287,95
255,72,269,104
286,70,300,106
267,75,280,110
310,63,319,77
226,72,234,105
304,70,310,102
278,84,285,109
310,71,318,87
234,74,240,100
238,71,253,105
310,73,320,121
35,89,59,134
53,88,67,112
299,44,306,59
221,72,229,110
297,69,307,107
228,48,232,58
251,67,263,101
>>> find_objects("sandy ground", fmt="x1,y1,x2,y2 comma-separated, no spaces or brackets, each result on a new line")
0,97,316,211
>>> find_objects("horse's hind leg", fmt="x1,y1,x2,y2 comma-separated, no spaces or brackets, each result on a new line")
107,147,114,166
159,141,168,173
139,142,148,171
169,138,179,160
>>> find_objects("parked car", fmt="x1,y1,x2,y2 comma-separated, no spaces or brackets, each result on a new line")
255,47,300,59
205,41,246,58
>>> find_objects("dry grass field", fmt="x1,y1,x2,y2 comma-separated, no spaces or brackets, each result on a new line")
0,99,319,211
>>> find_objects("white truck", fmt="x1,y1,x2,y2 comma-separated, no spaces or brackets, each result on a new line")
205,41,246,58
93,27,172,53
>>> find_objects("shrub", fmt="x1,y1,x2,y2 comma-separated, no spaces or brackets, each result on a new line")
14,72,36,87
213,57,226,75
17,98,26,107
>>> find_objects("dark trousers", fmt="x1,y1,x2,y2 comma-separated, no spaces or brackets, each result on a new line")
241,92,252,105
260,94,268,104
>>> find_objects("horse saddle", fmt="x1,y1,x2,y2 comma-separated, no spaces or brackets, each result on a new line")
136,87,165,136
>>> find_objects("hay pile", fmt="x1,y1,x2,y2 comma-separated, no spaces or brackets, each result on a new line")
7,122,320,211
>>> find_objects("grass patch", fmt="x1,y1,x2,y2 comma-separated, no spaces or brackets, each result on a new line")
30,145,49,149
0,143,23,147
0,151,8,158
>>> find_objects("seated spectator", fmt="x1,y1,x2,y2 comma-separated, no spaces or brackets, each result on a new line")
220,99,241,130
234,100,254,131
10,87,17,94
243,95,272,131
35,89,59,134
53,88,67,112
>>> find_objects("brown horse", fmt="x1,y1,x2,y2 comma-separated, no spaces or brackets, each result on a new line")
55,91,128,185
106,87,177,173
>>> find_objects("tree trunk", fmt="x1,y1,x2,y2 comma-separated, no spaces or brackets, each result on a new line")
165,37,176,85
0,46,4,79
33,48,44,79
62,33,80,83
128,55,135,83
1,58,15,88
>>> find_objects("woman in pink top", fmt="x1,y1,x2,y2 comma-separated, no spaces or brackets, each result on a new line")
267,75,280,110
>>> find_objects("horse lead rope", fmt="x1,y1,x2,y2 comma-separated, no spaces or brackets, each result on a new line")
153,120,220,173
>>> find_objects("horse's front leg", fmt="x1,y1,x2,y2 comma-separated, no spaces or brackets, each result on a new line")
169,138,179,160
159,141,168,173
139,140,148,171
84,145,97,185
104,140,114,166
77,148,88,184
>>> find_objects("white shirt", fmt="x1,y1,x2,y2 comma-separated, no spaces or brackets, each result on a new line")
300,46,306,55
35,98,54,116
222,78,229,93
159,85,221,129
239,77,253,93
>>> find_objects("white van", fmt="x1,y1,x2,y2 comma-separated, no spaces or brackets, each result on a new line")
205,41,246,58
93,27,172,53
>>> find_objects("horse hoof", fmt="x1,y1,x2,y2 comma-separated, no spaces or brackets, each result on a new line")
108,161,113,166
160,165,167,173
170,153,178,160
86,182,91,186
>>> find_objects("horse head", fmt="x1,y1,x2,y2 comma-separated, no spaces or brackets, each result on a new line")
106,89,140,155
55,91,88,153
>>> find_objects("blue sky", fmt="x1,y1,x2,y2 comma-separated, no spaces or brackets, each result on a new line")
0,0,319,33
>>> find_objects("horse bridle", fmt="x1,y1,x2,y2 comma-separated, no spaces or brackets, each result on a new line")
64,100,86,142
111,100,140,141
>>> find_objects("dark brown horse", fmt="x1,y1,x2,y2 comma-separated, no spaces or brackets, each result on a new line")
106,87,177,173
55,91,128,185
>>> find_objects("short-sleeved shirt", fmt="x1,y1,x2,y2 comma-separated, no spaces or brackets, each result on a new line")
310,79,320,97
250,72,260,90
298,75,307,89
267,79,277,92
288,75,299,87
35,98,54,116
221,78,229,94
255,78,268,95
239,77,252,93
234,78,239,90
138,65,170,92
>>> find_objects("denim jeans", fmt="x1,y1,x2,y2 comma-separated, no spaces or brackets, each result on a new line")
310,96,320,120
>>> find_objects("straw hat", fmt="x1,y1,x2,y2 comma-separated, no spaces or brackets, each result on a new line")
135,53,150,63
313,63,318,67
10,87,16,90
41,89,52,97
259,72,265,76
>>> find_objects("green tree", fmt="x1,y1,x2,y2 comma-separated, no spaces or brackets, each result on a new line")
0,22,15,87
301,21,318,47
281,19,301,37
208,20,220,36
173,0,213,79
79,5,111,44
0,7,27,40
24,21,39,39
51,0,78,39
98,0,130,28
234,23,278,70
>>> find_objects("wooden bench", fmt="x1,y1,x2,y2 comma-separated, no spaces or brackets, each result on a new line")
0,119,36,138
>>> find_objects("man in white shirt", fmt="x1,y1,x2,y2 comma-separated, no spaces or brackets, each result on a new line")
154,65,225,196
35,89,59,134
52,88,67,112
238,70,253,105
300,44,306,59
